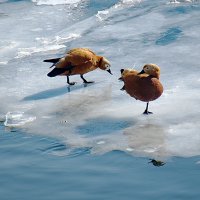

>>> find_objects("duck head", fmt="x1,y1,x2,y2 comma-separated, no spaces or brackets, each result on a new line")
98,57,112,75
138,64,161,79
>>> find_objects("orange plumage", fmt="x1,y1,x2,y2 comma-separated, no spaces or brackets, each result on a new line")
44,48,111,85
120,64,163,114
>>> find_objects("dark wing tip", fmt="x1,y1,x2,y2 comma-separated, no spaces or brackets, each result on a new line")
47,68,66,77
43,58,61,63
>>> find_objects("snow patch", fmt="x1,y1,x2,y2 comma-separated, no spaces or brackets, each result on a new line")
32,0,84,6
4,112,36,127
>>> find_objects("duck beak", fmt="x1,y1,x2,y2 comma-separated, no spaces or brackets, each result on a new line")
107,69,113,75
120,69,124,74
138,69,145,75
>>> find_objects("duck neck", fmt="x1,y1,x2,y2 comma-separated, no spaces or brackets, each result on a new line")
97,56,103,68
155,74,160,79
152,72,160,79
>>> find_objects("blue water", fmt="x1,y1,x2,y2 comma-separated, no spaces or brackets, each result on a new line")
1,0,200,199
1,129,200,200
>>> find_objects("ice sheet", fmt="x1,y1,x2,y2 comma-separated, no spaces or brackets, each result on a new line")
0,0,200,159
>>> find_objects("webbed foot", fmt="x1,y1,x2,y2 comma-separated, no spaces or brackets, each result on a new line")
80,75,94,84
143,102,153,115
68,82,76,85
143,110,153,115
67,76,76,85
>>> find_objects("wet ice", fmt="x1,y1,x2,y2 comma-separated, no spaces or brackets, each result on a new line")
0,0,200,159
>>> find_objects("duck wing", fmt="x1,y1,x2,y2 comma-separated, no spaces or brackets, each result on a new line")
66,48,96,66
47,62,74,77
47,48,96,77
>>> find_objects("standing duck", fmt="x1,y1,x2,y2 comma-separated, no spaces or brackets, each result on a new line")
120,64,163,114
44,48,112,85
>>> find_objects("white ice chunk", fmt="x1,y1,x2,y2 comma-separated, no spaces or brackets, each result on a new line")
126,147,134,152
97,141,105,145
32,0,83,6
15,44,66,59
4,112,36,127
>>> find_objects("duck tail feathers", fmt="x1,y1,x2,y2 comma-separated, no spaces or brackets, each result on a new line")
43,58,60,63
47,68,67,77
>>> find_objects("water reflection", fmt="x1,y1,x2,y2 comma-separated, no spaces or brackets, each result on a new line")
124,122,170,159
148,159,165,167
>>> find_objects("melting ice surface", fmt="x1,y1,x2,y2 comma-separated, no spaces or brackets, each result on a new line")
0,0,200,161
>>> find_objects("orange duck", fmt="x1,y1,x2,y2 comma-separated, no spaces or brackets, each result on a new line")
120,64,163,114
44,48,112,85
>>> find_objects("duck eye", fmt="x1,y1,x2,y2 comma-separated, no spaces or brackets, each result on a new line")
105,64,110,69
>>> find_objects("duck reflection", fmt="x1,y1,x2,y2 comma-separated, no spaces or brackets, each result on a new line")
148,159,165,167
123,122,168,166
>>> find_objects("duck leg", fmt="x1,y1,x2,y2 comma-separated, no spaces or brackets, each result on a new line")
143,102,153,115
80,75,94,84
67,76,76,85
